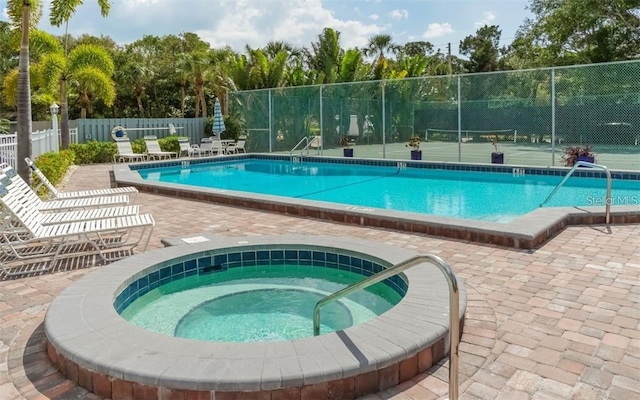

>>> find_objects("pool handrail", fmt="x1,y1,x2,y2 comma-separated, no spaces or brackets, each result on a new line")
290,136,311,159
540,161,612,224
312,254,460,400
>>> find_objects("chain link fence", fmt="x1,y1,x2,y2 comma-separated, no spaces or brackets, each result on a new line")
229,60,640,171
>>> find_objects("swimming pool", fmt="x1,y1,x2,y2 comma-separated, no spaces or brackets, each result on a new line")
114,155,640,248
137,159,640,223
120,264,403,342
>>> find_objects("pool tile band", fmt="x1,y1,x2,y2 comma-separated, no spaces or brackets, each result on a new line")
127,154,640,180
113,247,408,314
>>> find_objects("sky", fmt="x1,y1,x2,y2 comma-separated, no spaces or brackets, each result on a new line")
0,0,533,56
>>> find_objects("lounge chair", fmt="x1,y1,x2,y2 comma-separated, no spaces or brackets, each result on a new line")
0,175,154,278
0,173,140,227
144,136,178,160
226,136,247,154
114,137,147,163
178,138,190,157
1,164,129,212
25,157,138,200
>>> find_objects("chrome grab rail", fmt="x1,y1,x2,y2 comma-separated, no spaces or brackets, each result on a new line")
312,254,460,400
540,161,612,224
290,136,311,159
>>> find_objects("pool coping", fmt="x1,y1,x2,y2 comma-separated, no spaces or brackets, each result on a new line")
112,155,640,249
45,235,466,395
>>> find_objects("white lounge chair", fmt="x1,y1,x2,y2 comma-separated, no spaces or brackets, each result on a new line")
1,164,129,212
25,157,138,200
226,136,246,154
114,138,147,163
0,177,154,278
178,138,191,157
0,173,140,227
144,136,178,160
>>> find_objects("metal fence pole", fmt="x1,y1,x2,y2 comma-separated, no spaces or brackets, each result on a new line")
457,76,462,162
319,85,323,154
382,83,386,159
551,68,556,166
268,89,273,153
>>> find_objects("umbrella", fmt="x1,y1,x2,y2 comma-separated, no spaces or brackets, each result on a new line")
211,97,225,137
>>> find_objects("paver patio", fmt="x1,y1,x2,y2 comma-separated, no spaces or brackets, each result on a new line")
1,163,639,400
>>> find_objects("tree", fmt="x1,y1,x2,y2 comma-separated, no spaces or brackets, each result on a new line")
7,0,43,184
400,41,434,57
514,0,640,66
49,0,111,149
305,28,344,84
459,25,504,73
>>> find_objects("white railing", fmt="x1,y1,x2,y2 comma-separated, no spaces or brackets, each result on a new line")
0,128,78,169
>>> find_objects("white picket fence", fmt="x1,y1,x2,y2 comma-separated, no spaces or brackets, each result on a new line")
0,128,78,169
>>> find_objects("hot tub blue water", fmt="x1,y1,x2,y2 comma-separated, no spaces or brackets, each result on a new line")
136,159,640,223
119,265,403,342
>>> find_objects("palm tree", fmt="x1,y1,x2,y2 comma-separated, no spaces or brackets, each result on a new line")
364,34,399,62
115,47,154,117
49,0,111,148
6,0,43,184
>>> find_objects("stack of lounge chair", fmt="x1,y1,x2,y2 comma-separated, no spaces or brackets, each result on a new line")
0,160,154,279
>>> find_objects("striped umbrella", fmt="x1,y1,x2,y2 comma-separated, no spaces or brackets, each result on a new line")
211,97,225,136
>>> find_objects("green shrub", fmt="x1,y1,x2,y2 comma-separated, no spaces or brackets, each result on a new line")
131,138,146,154
158,136,181,153
32,150,75,196
69,141,118,164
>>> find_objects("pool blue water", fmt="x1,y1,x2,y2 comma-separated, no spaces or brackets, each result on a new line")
120,265,402,342
138,160,640,222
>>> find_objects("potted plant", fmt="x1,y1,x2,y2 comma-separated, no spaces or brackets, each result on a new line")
406,134,422,160
340,136,353,157
563,144,595,167
491,136,504,164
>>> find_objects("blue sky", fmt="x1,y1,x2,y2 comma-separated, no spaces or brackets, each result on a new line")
1,0,532,56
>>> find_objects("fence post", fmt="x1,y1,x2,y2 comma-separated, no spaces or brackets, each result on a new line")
457,75,462,162
551,68,556,166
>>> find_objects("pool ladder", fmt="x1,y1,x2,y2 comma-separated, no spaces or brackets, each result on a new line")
313,254,460,400
540,161,612,224
290,136,313,162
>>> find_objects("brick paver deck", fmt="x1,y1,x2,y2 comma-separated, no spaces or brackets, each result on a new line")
1,164,639,400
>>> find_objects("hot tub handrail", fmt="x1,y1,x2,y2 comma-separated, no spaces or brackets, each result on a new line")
312,254,460,400
540,161,612,224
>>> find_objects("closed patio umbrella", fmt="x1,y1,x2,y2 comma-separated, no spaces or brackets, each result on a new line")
212,98,225,137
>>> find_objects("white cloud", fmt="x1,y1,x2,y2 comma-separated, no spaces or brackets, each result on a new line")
369,13,379,21
2,7,8,19
390,9,408,20
422,23,454,39
475,11,496,27
49,0,388,52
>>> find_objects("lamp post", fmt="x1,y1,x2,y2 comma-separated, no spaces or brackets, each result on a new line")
50,102,60,153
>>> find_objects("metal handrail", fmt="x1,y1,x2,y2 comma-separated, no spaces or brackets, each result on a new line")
290,136,310,159
312,254,460,400
540,161,612,224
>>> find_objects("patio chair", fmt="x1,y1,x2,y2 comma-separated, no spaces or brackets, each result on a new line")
1,164,130,212
114,138,147,163
144,136,178,160
178,138,191,157
25,158,138,200
226,136,247,154
0,178,154,278
198,138,224,157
